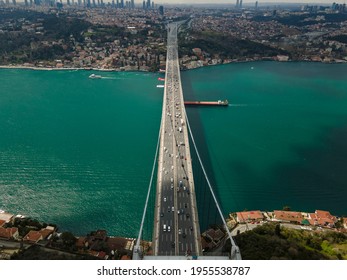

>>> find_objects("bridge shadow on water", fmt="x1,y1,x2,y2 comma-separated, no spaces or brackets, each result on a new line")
181,73,224,233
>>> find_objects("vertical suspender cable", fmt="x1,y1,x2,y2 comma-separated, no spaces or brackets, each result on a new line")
134,123,161,257
185,114,242,260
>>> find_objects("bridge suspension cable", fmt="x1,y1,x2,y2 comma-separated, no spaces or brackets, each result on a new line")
185,114,242,260
133,123,162,260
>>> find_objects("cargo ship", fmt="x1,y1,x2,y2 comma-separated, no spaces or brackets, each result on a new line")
184,100,229,106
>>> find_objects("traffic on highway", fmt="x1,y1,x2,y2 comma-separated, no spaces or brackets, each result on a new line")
153,22,202,257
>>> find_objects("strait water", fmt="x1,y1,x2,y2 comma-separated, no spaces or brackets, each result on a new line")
1,62,347,237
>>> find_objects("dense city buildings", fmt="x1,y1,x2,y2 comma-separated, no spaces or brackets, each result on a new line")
0,3,346,70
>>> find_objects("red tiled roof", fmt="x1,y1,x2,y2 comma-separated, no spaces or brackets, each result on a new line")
39,228,54,239
97,251,107,259
308,210,337,227
0,220,6,227
0,227,18,239
237,211,263,222
274,211,303,223
315,210,337,222
121,255,131,260
23,230,43,243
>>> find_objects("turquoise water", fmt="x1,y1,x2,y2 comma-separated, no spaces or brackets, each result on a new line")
1,62,347,237
0,69,162,236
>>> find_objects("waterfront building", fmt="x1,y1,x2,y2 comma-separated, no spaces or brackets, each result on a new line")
0,227,19,240
274,210,304,224
308,210,337,228
236,211,264,223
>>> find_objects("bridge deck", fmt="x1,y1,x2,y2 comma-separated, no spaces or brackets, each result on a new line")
152,22,202,257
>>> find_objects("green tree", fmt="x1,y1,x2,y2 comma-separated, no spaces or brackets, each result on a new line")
61,232,77,251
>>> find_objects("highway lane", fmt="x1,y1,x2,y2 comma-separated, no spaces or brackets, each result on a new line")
153,22,202,256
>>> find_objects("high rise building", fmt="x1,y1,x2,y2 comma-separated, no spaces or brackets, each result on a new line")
159,5,164,15
24,0,28,5
143,0,145,9
121,0,124,8
152,1,154,9
255,1,258,10
12,0,16,5
240,0,243,9
131,0,134,9
236,0,239,8
147,0,150,9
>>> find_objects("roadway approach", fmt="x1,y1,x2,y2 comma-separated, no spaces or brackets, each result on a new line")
149,22,203,258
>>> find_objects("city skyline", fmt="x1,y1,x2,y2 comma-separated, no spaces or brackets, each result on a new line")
157,0,337,3
3,0,341,5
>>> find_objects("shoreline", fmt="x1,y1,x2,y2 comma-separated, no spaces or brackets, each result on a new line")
0,65,121,72
1,58,346,73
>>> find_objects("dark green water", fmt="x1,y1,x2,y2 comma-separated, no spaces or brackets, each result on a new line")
1,62,347,237
182,62,347,217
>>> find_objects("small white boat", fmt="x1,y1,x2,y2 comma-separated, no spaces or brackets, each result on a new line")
157,85,164,88
89,74,102,79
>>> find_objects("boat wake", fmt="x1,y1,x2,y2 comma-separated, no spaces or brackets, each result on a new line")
229,104,249,107
229,104,264,107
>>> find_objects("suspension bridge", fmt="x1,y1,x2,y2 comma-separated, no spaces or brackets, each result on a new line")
133,22,241,260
